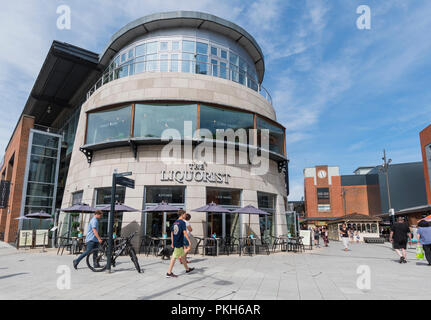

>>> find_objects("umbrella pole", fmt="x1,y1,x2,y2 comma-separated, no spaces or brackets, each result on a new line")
211,213,214,237
248,214,251,237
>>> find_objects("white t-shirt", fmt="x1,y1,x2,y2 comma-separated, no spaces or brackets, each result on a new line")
186,221,191,236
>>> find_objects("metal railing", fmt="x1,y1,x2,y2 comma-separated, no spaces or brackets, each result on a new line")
87,59,272,104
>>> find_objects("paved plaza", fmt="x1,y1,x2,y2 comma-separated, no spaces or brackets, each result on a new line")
0,240,430,300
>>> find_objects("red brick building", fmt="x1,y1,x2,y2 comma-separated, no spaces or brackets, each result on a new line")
0,115,35,242
420,125,431,205
304,165,381,225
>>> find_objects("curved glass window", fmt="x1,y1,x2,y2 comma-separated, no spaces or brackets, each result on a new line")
87,36,273,104
257,117,285,154
134,103,197,138
86,105,132,144
200,105,254,141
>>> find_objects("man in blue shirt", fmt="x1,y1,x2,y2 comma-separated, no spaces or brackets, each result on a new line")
166,210,194,278
73,210,103,270
417,220,431,265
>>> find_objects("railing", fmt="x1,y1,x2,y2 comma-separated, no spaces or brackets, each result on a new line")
86,59,273,104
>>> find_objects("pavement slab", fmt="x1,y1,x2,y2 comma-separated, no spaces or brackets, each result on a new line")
0,240,430,300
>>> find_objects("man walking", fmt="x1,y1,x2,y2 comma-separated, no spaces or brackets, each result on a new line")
166,210,194,278
73,210,103,269
390,216,411,263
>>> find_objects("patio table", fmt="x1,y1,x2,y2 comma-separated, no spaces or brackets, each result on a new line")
240,237,256,256
203,237,220,256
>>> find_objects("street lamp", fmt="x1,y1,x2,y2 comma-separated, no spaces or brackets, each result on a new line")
380,149,394,224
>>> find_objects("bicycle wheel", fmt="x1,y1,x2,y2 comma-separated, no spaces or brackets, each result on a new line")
129,248,141,273
86,248,108,272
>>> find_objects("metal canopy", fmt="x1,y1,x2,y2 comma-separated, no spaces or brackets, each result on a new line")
99,11,266,83
20,41,100,127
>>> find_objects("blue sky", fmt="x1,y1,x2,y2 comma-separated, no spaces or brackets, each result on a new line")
1,1,430,200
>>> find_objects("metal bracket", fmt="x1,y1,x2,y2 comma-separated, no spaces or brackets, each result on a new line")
79,147,93,164
129,139,138,159
278,160,287,173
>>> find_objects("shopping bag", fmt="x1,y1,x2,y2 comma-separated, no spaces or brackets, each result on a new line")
416,245,424,260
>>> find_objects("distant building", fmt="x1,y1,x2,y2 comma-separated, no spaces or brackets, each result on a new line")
303,162,427,226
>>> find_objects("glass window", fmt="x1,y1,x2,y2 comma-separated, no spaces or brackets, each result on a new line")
211,59,218,77
258,192,276,240
121,53,127,63
221,50,227,59
182,53,194,73
199,104,254,141
196,42,208,55
95,186,126,206
146,54,158,71
318,204,331,212
145,186,185,204
95,187,126,237
134,103,197,138
170,54,179,72
128,49,134,59
196,54,208,75
28,155,57,184
160,41,168,51
182,40,195,53
257,117,285,154
32,133,59,149
31,145,58,158
220,62,227,79
72,191,83,205
317,188,330,204
207,187,241,206
26,183,55,198
86,105,132,145
160,54,168,72
172,41,180,51
211,46,218,56
136,43,146,57
146,41,158,54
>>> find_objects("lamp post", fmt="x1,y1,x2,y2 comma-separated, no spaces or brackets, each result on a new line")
380,149,394,224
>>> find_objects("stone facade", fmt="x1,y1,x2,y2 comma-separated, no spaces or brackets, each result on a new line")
61,72,287,249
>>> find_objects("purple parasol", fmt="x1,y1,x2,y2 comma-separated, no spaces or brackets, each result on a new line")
61,203,97,213
142,201,180,212
100,203,139,213
232,205,271,237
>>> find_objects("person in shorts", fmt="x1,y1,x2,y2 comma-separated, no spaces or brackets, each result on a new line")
166,210,194,278
180,213,193,265
339,224,350,251
390,216,411,263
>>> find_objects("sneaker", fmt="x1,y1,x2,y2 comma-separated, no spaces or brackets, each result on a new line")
402,257,407,263
399,257,404,264
73,260,78,270
166,272,178,278
186,267,195,274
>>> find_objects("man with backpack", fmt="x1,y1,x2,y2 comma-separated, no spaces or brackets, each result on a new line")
166,210,195,278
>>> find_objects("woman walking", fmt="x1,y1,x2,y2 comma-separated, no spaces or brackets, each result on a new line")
313,226,320,248
339,223,350,251
322,226,329,247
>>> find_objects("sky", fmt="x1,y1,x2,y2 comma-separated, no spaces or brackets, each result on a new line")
0,0,430,201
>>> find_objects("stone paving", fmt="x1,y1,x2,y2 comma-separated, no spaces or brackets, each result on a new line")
0,240,430,300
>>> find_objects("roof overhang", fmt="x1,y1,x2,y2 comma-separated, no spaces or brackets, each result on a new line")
21,41,100,127
99,11,265,83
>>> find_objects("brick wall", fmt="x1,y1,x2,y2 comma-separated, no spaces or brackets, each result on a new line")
420,124,431,204
0,115,34,243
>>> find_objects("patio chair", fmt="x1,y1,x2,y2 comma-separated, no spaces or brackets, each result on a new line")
192,236,203,255
57,235,73,255
139,235,153,255
203,238,218,256
220,236,239,255
270,235,285,252
240,237,255,256
256,236,270,255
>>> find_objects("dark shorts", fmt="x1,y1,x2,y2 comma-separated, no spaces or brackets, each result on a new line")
184,238,190,247
393,240,407,250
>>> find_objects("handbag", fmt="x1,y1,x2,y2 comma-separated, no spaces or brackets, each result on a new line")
416,245,424,260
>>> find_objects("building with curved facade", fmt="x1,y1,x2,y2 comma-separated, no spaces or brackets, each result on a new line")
0,11,290,247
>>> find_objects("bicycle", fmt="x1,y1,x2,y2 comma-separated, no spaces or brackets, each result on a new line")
86,232,141,273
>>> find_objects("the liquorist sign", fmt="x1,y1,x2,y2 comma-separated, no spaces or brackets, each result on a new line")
160,163,230,184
